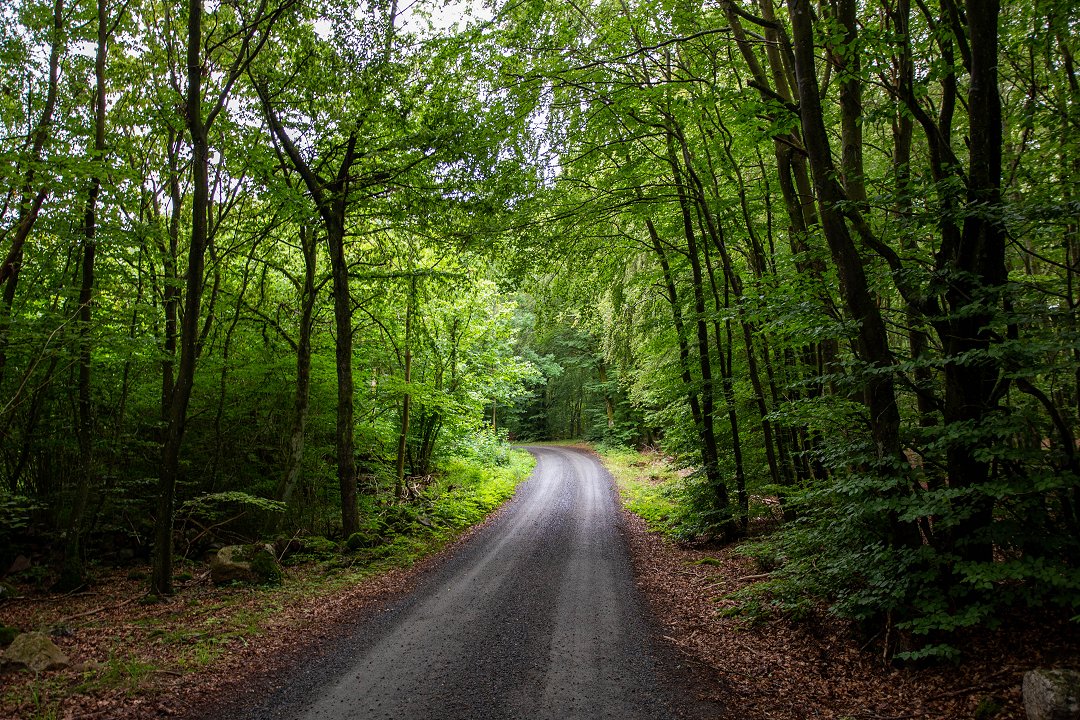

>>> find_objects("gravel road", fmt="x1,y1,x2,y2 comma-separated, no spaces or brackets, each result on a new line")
241,445,678,720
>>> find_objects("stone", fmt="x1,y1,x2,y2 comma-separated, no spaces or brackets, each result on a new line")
1,631,69,672
6,555,31,575
210,544,282,586
1025,668,1080,720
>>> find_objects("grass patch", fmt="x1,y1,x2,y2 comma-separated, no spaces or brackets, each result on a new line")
80,654,158,694
596,447,682,536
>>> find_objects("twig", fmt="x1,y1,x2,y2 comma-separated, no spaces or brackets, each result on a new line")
925,668,1020,700
277,528,303,563
57,595,138,625
153,669,183,677
737,573,771,582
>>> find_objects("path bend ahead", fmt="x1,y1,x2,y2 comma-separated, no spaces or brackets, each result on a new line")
244,445,678,720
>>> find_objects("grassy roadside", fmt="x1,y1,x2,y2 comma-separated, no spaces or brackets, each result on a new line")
595,445,684,536
0,450,535,720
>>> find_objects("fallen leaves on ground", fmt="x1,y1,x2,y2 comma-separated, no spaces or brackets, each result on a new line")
0,517,501,720
619,507,1080,720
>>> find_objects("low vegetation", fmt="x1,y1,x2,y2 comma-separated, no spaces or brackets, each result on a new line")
603,445,1080,719
0,451,534,720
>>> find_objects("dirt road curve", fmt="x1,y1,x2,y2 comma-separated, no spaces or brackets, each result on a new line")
240,445,678,720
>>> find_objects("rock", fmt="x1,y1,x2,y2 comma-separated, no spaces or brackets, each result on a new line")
1025,668,1080,720
1,631,69,672
6,555,31,575
210,544,282,586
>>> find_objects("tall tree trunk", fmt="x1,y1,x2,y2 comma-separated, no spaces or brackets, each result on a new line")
395,274,415,497
58,0,108,593
256,84,361,538
277,226,317,518
209,250,255,490
162,130,183,422
328,216,358,536
152,0,210,597
666,131,734,537
936,0,1008,564
786,0,923,562
598,361,615,430
835,0,866,204
0,0,64,289
787,0,904,469
647,220,704,434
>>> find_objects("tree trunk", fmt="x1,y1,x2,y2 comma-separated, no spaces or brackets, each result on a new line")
395,274,415,497
0,0,63,289
787,0,902,466
937,0,1007,564
666,131,733,536
152,0,210,597
328,217,359,537
58,0,107,593
277,226,317,517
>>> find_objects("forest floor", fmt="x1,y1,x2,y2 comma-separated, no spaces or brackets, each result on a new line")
0,453,533,720
2,446,1077,720
606,447,1080,720
0,530,488,720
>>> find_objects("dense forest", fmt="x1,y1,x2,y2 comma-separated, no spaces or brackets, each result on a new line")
1,0,1077,660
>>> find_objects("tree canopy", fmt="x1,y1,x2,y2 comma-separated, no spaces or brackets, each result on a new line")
1,0,1077,657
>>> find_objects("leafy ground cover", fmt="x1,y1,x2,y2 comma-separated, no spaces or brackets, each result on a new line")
601,446,1080,720
0,451,534,720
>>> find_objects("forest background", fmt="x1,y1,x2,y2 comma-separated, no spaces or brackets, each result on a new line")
1,0,1077,662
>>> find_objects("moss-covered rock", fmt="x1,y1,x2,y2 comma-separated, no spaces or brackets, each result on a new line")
210,544,282,586
1024,669,1080,720
248,547,283,585
1,631,69,672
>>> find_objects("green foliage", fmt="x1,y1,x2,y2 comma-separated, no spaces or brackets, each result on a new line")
178,493,286,519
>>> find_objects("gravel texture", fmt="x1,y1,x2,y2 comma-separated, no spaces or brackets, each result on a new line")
237,445,678,720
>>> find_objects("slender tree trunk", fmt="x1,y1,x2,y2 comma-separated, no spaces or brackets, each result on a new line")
162,131,183,422
0,0,64,289
328,217,358,536
210,251,255,490
58,0,108,592
647,219,704,433
152,0,210,597
787,0,904,468
666,131,734,536
277,226,317,517
835,0,866,205
396,274,415,497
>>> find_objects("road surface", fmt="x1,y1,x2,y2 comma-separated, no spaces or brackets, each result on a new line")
241,445,678,720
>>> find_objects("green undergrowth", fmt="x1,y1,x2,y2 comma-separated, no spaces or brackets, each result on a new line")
596,446,682,536
0,451,535,718
342,449,536,569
